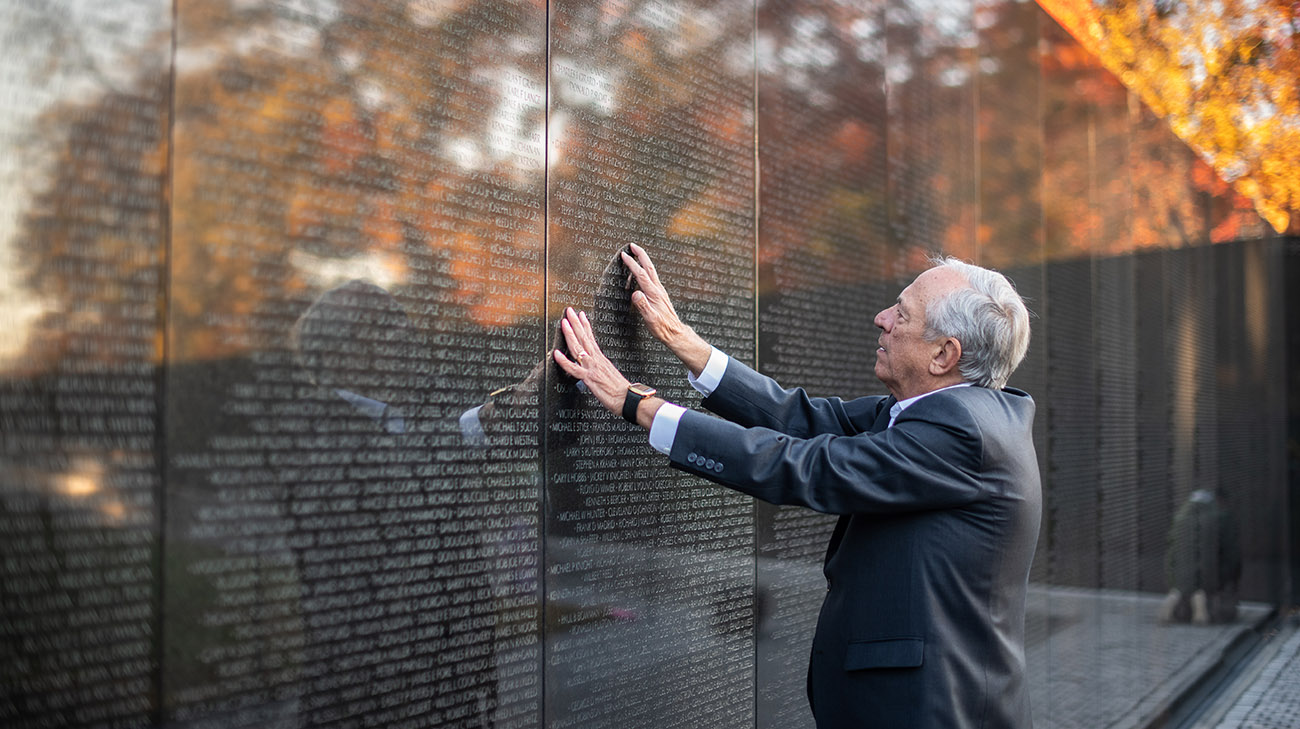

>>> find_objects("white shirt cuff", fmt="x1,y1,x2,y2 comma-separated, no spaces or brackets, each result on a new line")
459,404,486,446
648,402,687,455
686,346,729,396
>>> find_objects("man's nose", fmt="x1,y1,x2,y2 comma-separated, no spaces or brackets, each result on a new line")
874,309,889,330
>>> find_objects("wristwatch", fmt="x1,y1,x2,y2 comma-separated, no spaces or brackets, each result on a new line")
622,382,657,423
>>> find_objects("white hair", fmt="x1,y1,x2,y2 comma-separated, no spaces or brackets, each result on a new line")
923,257,1031,390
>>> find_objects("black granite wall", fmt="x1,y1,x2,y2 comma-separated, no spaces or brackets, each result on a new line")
0,1,1288,728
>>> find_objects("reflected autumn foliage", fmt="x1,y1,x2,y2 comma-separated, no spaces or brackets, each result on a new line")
9,0,552,370
545,0,756,328
6,0,1281,377
757,0,889,295
9,80,169,375
976,0,1045,271
169,0,546,363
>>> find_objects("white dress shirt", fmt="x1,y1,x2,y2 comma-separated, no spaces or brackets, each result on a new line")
647,346,728,454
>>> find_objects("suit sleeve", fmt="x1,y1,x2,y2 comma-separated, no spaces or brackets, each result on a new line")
702,357,885,438
670,395,986,515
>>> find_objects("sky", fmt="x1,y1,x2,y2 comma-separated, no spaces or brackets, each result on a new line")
0,0,168,365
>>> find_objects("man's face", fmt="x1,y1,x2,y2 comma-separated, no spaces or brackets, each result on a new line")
873,267,967,400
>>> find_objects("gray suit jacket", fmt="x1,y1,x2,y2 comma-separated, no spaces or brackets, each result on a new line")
669,358,1041,729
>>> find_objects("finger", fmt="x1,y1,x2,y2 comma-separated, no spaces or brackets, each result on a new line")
631,290,651,315
565,306,587,335
565,309,600,360
621,250,651,285
560,315,588,361
575,310,603,356
630,243,661,284
553,348,583,377
562,348,594,376
565,307,589,345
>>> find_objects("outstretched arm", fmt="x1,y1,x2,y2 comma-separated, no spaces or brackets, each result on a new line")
669,401,985,515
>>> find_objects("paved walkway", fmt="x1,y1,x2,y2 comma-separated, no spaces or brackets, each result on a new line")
1023,587,1273,729
752,583,1280,729
1196,613,1300,729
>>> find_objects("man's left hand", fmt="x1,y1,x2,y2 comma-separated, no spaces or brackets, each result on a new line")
553,307,631,417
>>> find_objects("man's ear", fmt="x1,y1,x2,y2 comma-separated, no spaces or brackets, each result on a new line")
930,338,962,377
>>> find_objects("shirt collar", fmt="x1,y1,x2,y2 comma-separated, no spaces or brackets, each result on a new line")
888,382,972,428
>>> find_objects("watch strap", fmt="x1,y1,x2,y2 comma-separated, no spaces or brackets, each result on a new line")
622,388,644,424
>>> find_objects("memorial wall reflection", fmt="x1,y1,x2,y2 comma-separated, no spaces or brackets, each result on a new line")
0,1,1289,728
545,1,756,726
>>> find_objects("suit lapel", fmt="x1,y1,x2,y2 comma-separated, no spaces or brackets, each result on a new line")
870,396,896,434
824,516,849,568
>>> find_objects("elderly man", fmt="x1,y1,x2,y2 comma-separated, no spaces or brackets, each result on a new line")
554,244,1040,729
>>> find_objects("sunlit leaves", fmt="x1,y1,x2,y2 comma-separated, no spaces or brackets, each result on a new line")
1038,0,1300,233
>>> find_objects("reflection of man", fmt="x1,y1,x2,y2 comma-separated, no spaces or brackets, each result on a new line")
291,280,499,728
553,244,1040,729
291,279,429,433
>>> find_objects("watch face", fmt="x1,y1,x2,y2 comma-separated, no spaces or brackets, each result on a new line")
628,382,657,397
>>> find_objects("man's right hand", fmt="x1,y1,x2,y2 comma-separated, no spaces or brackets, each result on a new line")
621,243,712,376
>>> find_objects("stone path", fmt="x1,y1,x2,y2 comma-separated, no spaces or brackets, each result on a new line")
1206,617,1300,729
1023,586,1272,729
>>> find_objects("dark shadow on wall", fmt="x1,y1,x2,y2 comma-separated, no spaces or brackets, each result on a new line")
1286,237,1300,607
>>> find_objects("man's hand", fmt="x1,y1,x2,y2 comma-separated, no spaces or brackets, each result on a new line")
621,243,712,376
552,307,634,417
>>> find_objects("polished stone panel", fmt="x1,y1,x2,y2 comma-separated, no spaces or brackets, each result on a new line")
754,2,890,727
976,0,1046,271
544,2,756,727
163,2,545,727
886,0,977,270
0,1,170,726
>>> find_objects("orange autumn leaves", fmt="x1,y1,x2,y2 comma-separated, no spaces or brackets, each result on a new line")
165,2,547,362
1038,0,1300,234
15,0,1288,373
